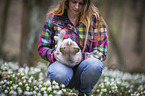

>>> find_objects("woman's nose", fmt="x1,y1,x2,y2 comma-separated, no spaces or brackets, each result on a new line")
75,3,79,9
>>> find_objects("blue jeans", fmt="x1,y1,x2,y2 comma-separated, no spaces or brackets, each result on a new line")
47,57,103,95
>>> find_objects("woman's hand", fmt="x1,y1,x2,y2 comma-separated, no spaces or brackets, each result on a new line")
54,51,60,62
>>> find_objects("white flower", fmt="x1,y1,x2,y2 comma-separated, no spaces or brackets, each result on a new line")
52,80,58,85
33,91,37,94
101,89,107,92
13,85,17,89
10,81,12,84
44,94,48,96
4,90,8,93
7,87,9,89
33,80,37,84
53,90,57,94
10,87,13,89
28,79,32,83
15,77,18,80
12,74,15,78
0,93,6,96
57,90,63,95
43,91,47,94
10,90,17,95
53,85,59,89
41,87,46,91
39,84,42,88
25,67,29,74
26,86,30,90
46,80,51,85
97,89,100,92
47,87,52,91
18,82,22,85
35,87,38,90
4,80,7,82
17,73,20,75
3,85,5,87
61,84,65,88
18,89,22,95
23,79,26,83
6,82,9,84
24,91,33,95
37,92,42,96
34,86,37,89
25,83,28,86
21,73,24,76
62,89,66,92
0,81,4,84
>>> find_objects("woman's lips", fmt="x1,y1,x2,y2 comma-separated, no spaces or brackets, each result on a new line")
73,10,79,13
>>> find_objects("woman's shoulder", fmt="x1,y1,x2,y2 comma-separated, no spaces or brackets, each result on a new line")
46,13,55,21
92,15,104,23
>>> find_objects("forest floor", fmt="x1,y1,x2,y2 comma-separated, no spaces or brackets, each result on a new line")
0,60,145,96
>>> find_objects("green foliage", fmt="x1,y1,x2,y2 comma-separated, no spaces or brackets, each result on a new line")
0,60,145,96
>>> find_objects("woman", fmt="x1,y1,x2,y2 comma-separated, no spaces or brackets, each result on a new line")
38,0,108,95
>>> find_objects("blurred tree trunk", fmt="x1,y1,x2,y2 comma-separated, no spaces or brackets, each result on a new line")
142,10,145,66
19,0,53,66
0,0,11,59
99,0,125,70
134,0,145,54
135,0,145,70
97,0,145,72
120,0,145,72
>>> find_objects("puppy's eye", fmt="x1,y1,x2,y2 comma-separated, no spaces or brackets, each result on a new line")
73,47,80,54
60,47,66,54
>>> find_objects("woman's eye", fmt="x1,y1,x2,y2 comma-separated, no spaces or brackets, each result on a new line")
71,0,77,3
71,0,84,5
79,2,84,5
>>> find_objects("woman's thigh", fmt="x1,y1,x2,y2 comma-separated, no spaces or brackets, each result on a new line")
67,58,103,90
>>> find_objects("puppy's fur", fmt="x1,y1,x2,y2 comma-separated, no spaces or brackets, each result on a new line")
54,30,82,67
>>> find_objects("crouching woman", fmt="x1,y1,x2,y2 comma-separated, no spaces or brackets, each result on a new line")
38,0,108,95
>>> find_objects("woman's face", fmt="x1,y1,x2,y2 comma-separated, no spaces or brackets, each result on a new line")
68,0,84,16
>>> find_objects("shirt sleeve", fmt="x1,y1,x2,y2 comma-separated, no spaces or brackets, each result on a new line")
82,21,108,61
38,14,56,62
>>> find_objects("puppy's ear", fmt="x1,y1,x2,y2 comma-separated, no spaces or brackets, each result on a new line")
72,47,80,55
54,36,59,41
60,47,66,54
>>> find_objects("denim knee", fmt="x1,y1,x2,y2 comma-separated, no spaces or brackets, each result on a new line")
88,58,103,72
81,57,103,73
47,62,73,86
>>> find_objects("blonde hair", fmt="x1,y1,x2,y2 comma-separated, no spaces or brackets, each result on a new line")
48,0,108,53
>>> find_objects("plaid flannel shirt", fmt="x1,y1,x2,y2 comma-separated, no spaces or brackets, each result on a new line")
38,11,108,63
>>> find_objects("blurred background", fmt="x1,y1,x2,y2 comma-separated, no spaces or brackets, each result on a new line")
0,0,145,73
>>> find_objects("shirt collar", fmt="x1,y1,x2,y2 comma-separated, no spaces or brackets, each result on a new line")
54,10,81,27
54,10,72,25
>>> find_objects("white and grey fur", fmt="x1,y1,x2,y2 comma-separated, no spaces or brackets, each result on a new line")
54,29,82,68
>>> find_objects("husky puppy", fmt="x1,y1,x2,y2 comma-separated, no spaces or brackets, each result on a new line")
54,30,82,67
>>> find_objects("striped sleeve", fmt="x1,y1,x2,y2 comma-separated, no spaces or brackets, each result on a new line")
82,22,108,61
90,22,108,61
38,14,56,62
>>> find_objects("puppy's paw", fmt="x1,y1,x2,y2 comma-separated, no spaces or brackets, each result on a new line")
54,36,59,41
59,29,66,39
